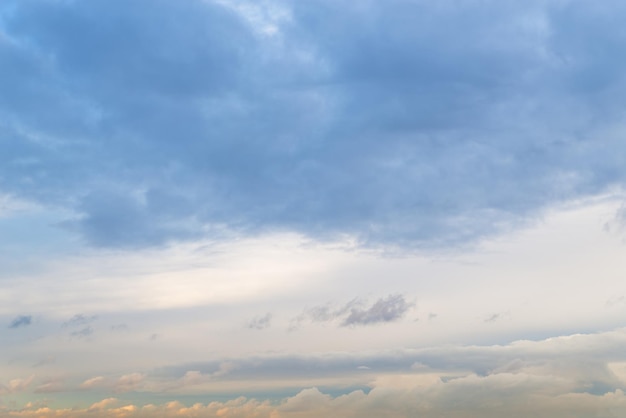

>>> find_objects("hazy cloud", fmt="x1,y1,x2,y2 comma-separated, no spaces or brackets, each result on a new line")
8,315,32,329
32,356,56,368
110,324,129,332
114,373,145,394
248,313,272,330
63,314,97,328
70,326,94,338
34,380,64,393
0,376,34,395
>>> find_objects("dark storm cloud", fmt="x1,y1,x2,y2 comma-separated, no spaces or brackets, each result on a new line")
1,0,626,249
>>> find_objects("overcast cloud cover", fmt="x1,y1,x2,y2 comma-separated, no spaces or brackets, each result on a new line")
2,0,626,416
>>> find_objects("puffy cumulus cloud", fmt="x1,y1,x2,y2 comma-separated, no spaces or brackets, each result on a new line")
3,329,626,416
3,384,626,417
292,294,413,329
1,0,626,251
3,397,275,418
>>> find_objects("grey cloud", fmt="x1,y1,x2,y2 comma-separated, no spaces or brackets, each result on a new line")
8,315,32,329
70,326,94,338
151,328,626,391
484,311,512,323
2,1,626,250
342,294,413,326
63,314,97,328
295,295,413,328
248,313,272,330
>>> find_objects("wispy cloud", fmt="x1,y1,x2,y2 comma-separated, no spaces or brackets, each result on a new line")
248,312,272,330
0,376,34,395
8,315,32,329
113,373,145,394
70,326,94,339
34,379,64,393
342,294,413,326
484,311,512,323
63,314,97,328
80,376,105,390
292,294,413,329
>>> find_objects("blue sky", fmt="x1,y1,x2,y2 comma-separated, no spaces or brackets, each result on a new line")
2,0,626,416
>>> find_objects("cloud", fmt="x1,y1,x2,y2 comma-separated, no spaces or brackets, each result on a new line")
110,324,129,332
32,356,56,368
0,376,34,395
1,328,624,416
484,311,512,323
70,326,94,338
342,294,413,326
62,314,97,338
113,373,145,394
34,380,64,394
62,314,97,328
8,315,32,329
1,0,626,250
146,327,626,389
293,294,413,328
248,313,272,330
88,398,118,411
80,376,106,390
4,382,626,418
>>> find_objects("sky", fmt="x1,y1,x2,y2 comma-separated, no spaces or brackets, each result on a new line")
2,0,626,416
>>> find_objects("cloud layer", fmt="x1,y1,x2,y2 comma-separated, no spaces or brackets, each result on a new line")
4,329,626,417
1,0,626,249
